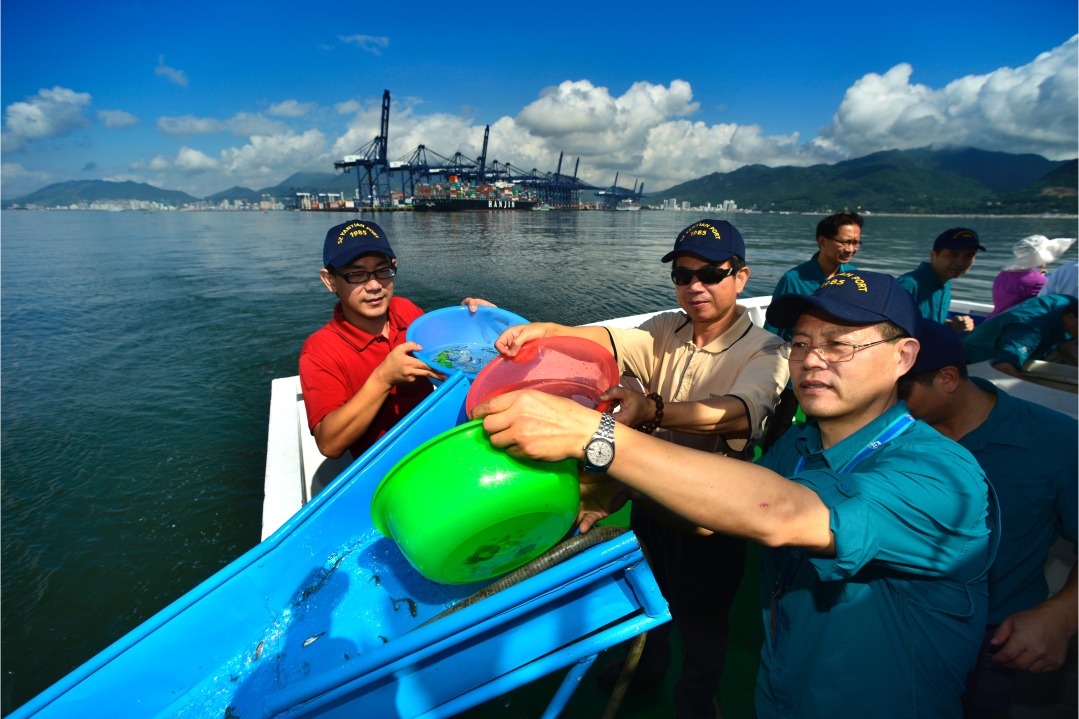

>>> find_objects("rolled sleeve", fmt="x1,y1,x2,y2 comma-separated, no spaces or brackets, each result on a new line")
726,347,787,442
792,446,991,582
993,325,1042,368
605,325,657,381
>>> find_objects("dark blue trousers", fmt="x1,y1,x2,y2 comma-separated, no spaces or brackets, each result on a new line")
631,503,747,719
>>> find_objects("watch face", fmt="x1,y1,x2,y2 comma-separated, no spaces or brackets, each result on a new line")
586,439,614,467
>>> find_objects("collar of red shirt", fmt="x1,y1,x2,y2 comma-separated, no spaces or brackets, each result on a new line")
329,300,407,353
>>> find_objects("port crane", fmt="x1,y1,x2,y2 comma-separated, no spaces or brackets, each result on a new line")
596,172,646,209
333,90,602,208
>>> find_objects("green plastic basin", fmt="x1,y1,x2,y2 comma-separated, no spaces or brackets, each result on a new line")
371,420,580,584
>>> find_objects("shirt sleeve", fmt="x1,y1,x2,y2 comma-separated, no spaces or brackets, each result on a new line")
724,345,788,443
299,351,352,432
896,273,918,298
992,324,1045,368
605,316,670,383
792,444,992,581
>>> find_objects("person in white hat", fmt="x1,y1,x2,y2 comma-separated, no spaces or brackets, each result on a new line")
989,236,1077,318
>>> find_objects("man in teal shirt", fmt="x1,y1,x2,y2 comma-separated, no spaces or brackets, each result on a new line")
763,212,861,340
897,227,984,331
900,319,1077,718
962,294,1078,377
473,270,997,719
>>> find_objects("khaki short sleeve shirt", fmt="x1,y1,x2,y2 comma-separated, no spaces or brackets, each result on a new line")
604,305,789,453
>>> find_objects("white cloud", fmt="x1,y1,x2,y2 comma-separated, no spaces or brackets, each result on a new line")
129,155,173,171
156,112,288,138
2,86,92,152
335,99,362,115
98,109,139,129
175,147,218,174
156,115,220,136
17,37,1069,198
102,173,150,184
330,80,834,188
328,37,1078,190
127,129,329,192
1,162,54,197
219,129,328,179
155,55,188,87
267,100,315,117
339,34,389,55
820,34,1079,161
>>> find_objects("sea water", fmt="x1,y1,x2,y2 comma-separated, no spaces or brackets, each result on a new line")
3,209,1076,711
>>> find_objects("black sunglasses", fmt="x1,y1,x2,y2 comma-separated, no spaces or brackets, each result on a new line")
333,266,396,284
670,265,736,286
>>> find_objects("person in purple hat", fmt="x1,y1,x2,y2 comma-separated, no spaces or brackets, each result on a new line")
897,227,985,331
473,270,996,719
299,220,491,463
899,319,1077,719
493,219,787,719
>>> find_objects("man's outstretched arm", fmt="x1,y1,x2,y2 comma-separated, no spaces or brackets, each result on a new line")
494,322,615,357
474,389,834,552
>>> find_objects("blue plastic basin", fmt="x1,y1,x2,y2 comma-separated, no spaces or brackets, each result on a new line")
407,306,529,377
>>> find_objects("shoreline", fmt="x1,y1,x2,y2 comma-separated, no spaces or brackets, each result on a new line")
2,207,1077,220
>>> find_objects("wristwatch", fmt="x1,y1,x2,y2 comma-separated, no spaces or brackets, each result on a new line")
583,412,616,473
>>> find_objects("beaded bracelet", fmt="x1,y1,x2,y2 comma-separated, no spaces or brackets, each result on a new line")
636,393,664,434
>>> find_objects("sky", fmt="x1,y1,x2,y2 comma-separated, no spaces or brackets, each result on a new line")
1,0,1076,198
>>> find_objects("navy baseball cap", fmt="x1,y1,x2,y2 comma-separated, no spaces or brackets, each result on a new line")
910,319,965,374
766,270,921,338
933,228,986,253
323,220,395,269
661,219,745,264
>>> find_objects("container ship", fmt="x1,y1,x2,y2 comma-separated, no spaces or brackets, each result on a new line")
412,176,536,212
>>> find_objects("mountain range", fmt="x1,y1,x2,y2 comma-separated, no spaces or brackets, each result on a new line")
4,147,1076,214
649,148,1076,215
2,171,362,209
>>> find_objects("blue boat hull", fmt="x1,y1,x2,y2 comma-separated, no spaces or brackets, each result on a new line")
13,373,670,719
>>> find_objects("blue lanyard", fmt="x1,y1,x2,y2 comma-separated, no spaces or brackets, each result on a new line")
771,411,916,654
793,412,916,475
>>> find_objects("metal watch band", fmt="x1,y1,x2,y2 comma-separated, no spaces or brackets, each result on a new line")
595,412,616,441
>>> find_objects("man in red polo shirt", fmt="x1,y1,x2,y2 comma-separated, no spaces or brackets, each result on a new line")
300,220,488,460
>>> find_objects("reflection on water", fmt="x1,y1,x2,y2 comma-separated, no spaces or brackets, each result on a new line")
431,344,500,374
2,209,1076,710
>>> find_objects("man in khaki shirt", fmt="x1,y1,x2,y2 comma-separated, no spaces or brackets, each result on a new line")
495,220,788,719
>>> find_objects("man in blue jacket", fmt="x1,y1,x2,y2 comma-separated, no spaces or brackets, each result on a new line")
897,228,983,331
900,319,1077,718
962,294,1078,377
473,270,998,718
763,212,861,340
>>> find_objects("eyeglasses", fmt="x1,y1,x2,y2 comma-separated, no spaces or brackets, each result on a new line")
333,266,396,284
829,239,862,249
780,337,899,363
671,265,736,286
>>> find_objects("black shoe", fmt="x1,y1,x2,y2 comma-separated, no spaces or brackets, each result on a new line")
595,657,668,692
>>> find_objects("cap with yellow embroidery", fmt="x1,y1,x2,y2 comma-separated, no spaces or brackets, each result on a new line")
933,228,986,253
323,220,395,269
766,269,920,337
661,219,745,264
